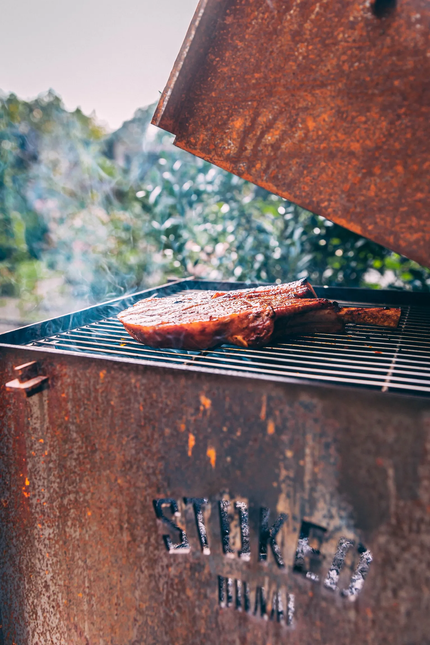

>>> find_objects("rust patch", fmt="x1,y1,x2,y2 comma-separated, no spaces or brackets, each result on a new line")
267,419,275,435
200,394,212,410
260,394,267,421
188,432,196,457
207,446,216,469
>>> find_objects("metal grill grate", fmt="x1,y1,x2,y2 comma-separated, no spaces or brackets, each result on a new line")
26,294,430,395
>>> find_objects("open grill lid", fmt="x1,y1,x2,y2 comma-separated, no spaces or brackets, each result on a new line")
152,0,430,269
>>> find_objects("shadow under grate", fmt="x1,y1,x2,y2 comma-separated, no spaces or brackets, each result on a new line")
27,301,430,395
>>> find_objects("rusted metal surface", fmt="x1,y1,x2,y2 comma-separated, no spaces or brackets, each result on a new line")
1,345,430,643
153,0,430,269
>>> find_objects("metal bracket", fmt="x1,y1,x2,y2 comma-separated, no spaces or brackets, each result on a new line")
5,361,49,397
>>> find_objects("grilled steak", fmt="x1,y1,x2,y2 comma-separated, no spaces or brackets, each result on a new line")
211,279,317,301
338,306,401,327
118,281,401,350
119,280,324,350
119,290,275,350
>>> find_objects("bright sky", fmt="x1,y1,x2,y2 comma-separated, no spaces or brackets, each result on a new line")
0,0,198,130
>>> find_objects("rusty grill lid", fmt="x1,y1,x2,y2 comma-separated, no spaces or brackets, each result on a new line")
153,0,430,269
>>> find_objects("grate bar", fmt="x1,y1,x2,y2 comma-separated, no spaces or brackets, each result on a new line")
46,330,430,370
382,306,411,392
193,354,430,385
95,320,430,352
27,298,430,396
32,340,430,392
32,340,200,365
46,331,430,377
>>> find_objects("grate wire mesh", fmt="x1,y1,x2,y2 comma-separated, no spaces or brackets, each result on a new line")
27,297,430,395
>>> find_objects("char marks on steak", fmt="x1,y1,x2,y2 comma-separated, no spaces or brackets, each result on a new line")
118,281,401,350
118,290,276,350
211,279,317,301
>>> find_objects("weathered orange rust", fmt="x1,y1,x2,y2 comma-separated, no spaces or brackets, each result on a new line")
153,0,430,268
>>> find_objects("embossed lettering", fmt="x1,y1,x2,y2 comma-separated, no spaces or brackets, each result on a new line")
254,586,267,619
287,593,295,626
293,520,326,582
243,581,251,612
216,579,295,625
155,496,374,617
184,497,210,554
259,507,287,568
235,501,251,561
324,537,354,591
270,591,284,623
342,545,373,600
153,498,190,553
218,576,233,607
235,579,242,610
219,500,234,557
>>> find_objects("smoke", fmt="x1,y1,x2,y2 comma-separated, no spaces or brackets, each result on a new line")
0,90,429,330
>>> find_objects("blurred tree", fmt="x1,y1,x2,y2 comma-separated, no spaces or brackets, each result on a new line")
0,90,428,321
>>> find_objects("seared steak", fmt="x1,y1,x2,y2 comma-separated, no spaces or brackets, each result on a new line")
338,307,401,327
118,281,401,350
211,279,317,301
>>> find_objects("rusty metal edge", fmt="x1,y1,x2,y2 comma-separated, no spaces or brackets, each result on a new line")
152,0,210,128
1,343,428,403
0,278,196,346
152,0,231,133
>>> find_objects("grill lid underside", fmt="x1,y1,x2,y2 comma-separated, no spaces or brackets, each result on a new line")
153,0,430,268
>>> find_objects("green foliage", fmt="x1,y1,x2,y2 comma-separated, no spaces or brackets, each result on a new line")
0,90,429,318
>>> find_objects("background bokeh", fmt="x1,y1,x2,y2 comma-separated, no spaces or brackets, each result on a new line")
1,91,429,331
0,0,198,129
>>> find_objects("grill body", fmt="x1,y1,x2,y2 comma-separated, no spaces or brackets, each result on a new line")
1,281,430,644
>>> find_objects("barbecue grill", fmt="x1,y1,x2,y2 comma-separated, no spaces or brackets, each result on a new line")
1,280,430,644
3,281,430,395
1,1,430,644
